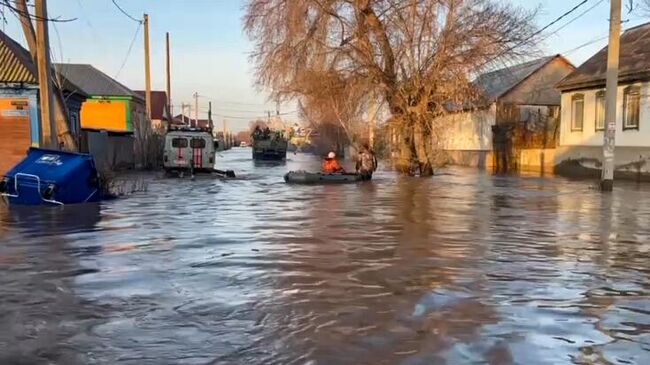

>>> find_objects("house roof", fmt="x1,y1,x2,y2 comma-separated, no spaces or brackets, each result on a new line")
54,63,141,99
134,90,168,120
0,30,36,83
0,30,88,98
474,56,559,102
557,22,650,91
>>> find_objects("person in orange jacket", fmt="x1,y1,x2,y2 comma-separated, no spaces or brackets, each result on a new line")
322,151,345,173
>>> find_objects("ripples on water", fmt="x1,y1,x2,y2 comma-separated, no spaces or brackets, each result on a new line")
0,148,649,365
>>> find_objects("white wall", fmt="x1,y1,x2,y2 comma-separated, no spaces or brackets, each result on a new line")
441,104,496,151
560,82,650,147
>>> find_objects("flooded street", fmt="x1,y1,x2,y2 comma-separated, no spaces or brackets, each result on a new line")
0,148,649,365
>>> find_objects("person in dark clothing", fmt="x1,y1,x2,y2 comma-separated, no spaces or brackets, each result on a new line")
356,144,377,180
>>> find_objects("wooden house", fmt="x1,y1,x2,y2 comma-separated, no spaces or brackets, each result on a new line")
0,30,87,174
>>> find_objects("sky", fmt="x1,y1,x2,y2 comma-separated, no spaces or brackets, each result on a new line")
1,0,649,132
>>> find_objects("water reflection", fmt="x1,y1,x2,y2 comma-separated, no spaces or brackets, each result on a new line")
0,148,648,364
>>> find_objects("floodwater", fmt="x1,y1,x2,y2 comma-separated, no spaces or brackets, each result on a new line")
0,148,649,365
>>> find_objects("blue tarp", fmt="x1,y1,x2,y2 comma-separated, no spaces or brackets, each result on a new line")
1,148,101,205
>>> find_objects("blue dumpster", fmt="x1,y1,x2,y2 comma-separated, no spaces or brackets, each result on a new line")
0,148,101,206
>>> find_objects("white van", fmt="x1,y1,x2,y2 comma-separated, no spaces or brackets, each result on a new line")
163,128,215,173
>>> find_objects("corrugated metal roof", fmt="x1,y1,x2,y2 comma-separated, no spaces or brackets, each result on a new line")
0,30,87,98
0,31,37,83
474,56,555,102
54,63,140,98
557,21,650,91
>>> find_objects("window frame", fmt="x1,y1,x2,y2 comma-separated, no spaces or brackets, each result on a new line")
571,93,584,132
623,85,641,131
190,138,206,149
171,137,188,148
595,90,606,132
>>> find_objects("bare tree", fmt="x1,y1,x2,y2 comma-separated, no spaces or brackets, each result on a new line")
245,0,538,175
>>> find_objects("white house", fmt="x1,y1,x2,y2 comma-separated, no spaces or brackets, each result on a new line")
442,55,575,171
556,22,650,179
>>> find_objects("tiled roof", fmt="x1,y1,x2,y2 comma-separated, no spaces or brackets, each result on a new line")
557,22,650,90
54,63,141,99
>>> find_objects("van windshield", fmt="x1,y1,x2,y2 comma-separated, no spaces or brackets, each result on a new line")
171,138,188,148
190,138,206,149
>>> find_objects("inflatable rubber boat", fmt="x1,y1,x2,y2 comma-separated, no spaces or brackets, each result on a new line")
284,171,364,184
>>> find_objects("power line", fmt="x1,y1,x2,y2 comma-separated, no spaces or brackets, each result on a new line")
562,34,609,55
201,95,278,107
519,0,591,48
51,22,65,64
75,0,101,42
0,0,77,22
489,0,591,64
538,0,606,43
110,0,142,24
560,21,645,56
114,22,142,79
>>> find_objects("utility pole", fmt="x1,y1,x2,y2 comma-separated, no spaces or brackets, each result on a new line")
193,92,199,128
601,0,622,192
180,102,184,124
208,101,213,131
165,32,172,118
143,13,152,120
15,0,36,59
35,0,57,149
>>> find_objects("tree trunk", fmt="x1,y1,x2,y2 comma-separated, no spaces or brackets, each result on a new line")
413,121,434,176
392,122,414,175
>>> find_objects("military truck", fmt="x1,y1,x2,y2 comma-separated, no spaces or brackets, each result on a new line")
251,129,288,161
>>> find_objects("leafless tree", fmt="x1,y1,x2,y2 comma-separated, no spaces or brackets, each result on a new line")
245,0,538,175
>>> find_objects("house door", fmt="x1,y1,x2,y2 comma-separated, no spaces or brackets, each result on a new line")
0,99,32,175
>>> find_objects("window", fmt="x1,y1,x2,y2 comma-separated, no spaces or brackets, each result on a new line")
171,138,188,148
594,90,605,131
69,112,79,136
571,94,584,131
623,86,640,130
190,138,206,149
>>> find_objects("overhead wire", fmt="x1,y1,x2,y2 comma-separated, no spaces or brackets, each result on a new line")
114,22,142,79
75,0,101,43
110,0,142,24
506,0,591,54
480,0,592,72
561,34,609,55
0,0,77,22
200,95,279,107
537,0,606,44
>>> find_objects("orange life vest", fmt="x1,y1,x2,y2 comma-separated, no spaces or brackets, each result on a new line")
322,159,343,173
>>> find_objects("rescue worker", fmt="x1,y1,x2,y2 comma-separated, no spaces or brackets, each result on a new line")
322,151,345,173
252,125,262,139
356,143,377,180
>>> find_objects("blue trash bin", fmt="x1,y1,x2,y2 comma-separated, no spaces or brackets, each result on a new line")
0,148,101,206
